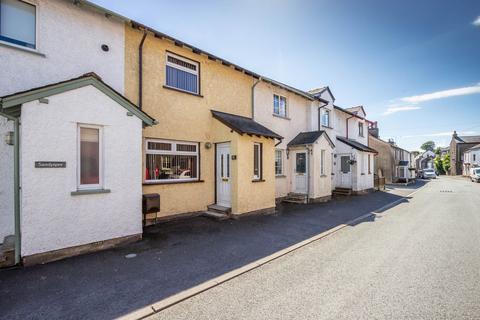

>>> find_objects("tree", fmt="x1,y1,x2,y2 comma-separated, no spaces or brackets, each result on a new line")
421,141,436,152
442,153,451,175
434,147,442,155
434,155,445,175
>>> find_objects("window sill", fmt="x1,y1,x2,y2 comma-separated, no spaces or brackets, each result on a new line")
272,114,290,120
275,175,286,178
0,40,46,57
163,85,203,97
143,179,204,185
320,125,333,130
71,189,111,196
252,179,266,183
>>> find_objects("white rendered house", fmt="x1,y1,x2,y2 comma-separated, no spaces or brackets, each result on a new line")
463,144,480,176
0,74,155,266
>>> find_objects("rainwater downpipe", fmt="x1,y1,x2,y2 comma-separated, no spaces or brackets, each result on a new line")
306,145,311,203
138,30,147,110
346,116,353,139
251,77,262,120
317,101,328,130
0,110,20,265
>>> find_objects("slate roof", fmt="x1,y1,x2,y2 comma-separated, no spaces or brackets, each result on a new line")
336,136,377,153
457,135,480,144
287,131,335,148
0,73,156,126
211,110,282,140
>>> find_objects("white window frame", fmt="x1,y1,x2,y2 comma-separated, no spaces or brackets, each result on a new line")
77,124,104,190
253,142,262,180
273,94,287,117
321,110,330,127
144,138,199,183
165,52,199,94
359,122,364,137
368,154,372,174
275,149,283,176
320,149,326,175
0,0,39,52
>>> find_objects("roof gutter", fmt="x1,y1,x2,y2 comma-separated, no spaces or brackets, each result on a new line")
0,109,21,265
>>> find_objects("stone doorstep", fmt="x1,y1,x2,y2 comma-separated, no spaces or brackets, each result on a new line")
202,211,230,221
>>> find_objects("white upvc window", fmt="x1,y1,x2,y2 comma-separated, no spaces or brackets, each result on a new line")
320,149,326,175
0,0,37,49
368,154,372,174
78,125,103,190
145,139,199,183
275,149,283,176
253,142,262,180
321,110,330,127
273,94,287,117
165,52,200,94
358,122,364,137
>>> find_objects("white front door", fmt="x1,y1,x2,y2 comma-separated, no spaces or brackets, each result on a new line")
216,143,231,207
337,154,352,188
293,151,308,194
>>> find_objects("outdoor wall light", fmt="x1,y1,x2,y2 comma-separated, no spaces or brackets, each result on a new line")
5,131,14,146
204,142,212,149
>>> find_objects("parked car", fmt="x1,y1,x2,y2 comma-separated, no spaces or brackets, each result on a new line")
420,168,437,179
470,168,480,183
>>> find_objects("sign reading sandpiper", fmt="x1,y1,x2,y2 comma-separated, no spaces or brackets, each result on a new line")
35,161,66,168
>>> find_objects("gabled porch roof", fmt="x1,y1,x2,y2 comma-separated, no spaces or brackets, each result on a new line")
211,110,283,140
287,131,335,148
337,136,377,154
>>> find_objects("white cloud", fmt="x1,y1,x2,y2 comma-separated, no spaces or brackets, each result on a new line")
474,16,480,26
400,84,480,104
402,131,476,138
383,106,421,115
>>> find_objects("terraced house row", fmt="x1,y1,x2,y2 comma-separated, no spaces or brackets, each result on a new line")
0,0,377,267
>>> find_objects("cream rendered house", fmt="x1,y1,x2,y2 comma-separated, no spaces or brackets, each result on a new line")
254,83,336,203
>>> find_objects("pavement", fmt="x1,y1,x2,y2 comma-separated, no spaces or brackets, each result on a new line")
0,181,426,320
148,176,480,320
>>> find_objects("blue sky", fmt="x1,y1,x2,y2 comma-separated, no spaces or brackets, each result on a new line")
92,0,480,151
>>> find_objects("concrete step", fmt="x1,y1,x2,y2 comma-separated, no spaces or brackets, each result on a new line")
283,193,308,204
202,210,230,221
333,188,352,196
207,204,231,214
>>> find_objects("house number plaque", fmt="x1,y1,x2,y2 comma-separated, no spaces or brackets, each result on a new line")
35,161,67,168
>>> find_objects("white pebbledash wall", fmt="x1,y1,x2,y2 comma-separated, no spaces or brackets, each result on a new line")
0,0,125,96
0,117,14,241
20,85,143,256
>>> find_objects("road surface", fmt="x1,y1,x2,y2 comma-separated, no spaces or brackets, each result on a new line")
150,177,480,320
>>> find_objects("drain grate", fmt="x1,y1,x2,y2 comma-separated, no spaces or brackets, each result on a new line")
440,190,453,193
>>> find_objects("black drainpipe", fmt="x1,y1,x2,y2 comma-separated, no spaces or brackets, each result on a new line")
138,30,147,110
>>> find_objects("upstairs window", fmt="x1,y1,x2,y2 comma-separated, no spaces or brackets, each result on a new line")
321,110,330,127
165,52,199,94
273,94,287,117
0,0,36,49
358,122,364,137
145,139,199,182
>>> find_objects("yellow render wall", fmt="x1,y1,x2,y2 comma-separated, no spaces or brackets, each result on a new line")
124,25,275,217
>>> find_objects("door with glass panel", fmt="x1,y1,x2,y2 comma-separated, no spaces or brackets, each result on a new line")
337,154,352,188
293,151,308,194
216,143,231,207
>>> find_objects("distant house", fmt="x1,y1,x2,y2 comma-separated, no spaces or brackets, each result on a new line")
415,150,436,171
449,132,480,175
462,144,480,176
368,133,413,184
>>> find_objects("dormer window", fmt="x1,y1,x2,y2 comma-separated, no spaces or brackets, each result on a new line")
0,0,36,49
358,122,364,137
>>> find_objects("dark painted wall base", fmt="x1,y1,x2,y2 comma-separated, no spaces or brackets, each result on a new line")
22,234,142,267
